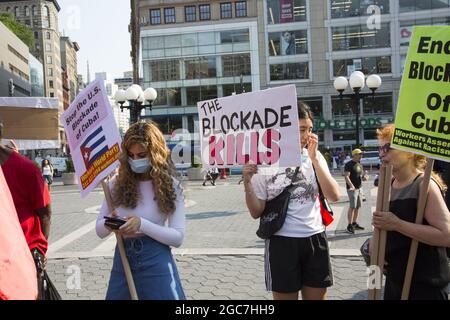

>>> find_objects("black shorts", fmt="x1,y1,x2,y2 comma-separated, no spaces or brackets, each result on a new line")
264,232,333,293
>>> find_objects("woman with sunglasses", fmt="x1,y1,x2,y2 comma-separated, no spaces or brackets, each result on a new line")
372,124,450,300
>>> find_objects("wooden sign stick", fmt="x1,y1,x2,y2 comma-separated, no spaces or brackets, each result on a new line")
101,180,138,300
368,165,386,300
401,159,434,300
375,164,392,300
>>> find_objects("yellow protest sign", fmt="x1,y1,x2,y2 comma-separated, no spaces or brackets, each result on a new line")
392,26,450,162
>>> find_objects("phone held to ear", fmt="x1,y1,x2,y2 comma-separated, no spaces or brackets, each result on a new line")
104,216,127,229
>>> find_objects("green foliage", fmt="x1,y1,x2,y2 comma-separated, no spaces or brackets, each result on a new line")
65,158,75,173
0,13,35,49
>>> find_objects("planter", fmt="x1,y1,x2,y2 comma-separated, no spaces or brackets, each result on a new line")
187,167,204,181
62,172,78,186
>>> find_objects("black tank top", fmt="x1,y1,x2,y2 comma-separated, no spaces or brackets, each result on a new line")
386,175,450,287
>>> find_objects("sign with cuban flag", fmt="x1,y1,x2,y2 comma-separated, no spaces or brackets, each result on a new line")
61,77,122,197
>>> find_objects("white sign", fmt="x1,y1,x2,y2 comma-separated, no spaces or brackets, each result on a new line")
197,85,301,168
61,78,122,197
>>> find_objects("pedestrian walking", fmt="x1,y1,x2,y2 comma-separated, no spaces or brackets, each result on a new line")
41,159,53,187
0,119,60,300
371,124,450,300
96,121,186,300
243,102,340,300
344,149,365,234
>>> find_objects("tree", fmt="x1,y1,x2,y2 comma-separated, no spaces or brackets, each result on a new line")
0,13,34,50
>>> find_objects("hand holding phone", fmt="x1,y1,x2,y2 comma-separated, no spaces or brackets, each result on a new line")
104,216,127,230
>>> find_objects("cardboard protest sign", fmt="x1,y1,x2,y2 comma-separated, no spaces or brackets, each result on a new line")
0,97,59,150
197,85,301,168
392,26,450,162
61,78,122,197
0,167,38,300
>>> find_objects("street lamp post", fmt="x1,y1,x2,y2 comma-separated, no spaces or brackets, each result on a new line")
114,84,157,124
333,71,382,148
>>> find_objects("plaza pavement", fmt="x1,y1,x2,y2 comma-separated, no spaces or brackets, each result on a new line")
45,172,439,300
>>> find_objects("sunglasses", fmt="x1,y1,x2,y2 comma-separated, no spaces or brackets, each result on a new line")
378,143,391,154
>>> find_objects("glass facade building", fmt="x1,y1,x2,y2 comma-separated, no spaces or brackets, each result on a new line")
139,0,450,151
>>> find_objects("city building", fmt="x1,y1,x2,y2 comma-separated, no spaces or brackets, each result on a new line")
60,36,79,103
138,0,259,138
114,71,143,90
0,20,31,96
137,0,450,152
77,73,85,92
28,52,44,96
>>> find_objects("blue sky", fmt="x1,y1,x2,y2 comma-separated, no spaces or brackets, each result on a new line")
58,0,132,81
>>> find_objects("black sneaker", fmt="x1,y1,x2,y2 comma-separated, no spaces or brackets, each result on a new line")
352,222,365,230
346,224,355,234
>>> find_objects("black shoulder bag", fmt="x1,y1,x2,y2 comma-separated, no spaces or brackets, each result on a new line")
256,167,299,239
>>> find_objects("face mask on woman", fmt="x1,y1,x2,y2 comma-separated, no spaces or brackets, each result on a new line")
128,157,151,174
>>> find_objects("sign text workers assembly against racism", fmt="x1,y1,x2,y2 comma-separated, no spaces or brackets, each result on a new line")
61,78,122,197
392,26,450,162
197,85,301,168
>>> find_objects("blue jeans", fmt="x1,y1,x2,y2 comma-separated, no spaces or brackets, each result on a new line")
106,236,185,300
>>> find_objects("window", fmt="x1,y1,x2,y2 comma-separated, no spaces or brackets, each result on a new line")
270,62,309,81
46,32,51,40
49,92,54,97
187,86,218,105
43,5,50,28
14,6,19,17
45,43,51,51
400,0,450,12
24,6,30,16
185,57,217,79
148,59,180,82
400,17,450,46
330,0,390,19
199,4,211,20
222,83,252,96
235,1,247,17
164,7,175,24
222,54,251,77
47,56,52,64
267,0,307,24
362,93,393,115
34,31,39,39
333,130,357,141
185,6,196,22
268,30,308,56
151,116,183,135
302,97,323,118
220,3,233,19
48,68,53,77
220,29,249,43
333,56,391,77
150,9,161,25
332,23,390,51
32,5,38,16
49,80,54,89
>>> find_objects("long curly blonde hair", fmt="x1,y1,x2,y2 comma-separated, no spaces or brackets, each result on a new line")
112,121,178,214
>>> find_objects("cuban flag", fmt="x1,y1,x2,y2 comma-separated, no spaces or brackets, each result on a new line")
80,126,109,169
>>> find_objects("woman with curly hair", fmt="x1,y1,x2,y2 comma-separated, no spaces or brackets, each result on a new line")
96,121,185,300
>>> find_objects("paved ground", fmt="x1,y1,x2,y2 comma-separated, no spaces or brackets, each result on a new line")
44,171,447,300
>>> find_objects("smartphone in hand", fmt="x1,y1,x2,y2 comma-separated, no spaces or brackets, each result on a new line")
104,216,126,230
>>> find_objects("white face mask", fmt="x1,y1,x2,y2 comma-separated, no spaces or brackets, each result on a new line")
128,157,151,174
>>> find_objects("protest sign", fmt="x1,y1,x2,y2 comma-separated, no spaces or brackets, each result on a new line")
392,26,450,162
197,85,301,168
61,78,121,197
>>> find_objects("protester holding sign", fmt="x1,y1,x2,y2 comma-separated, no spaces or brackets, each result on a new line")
371,124,450,300
96,121,186,300
243,102,340,300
